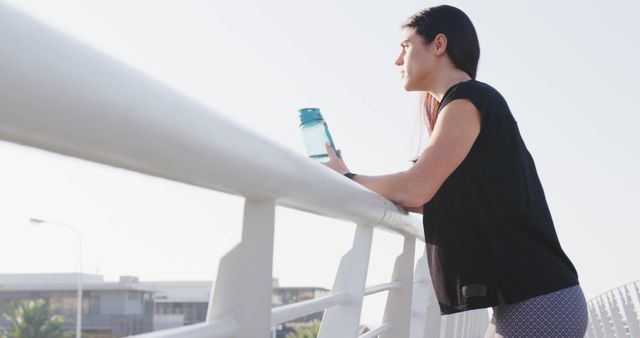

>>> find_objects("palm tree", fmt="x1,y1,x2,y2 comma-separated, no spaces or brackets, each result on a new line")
0,299,75,338
284,320,320,338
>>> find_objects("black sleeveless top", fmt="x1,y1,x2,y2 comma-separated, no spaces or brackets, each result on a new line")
423,79,579,315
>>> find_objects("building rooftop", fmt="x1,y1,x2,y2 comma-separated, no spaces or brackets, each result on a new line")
0,273,328,299
0,273,104,284
0,283,156,292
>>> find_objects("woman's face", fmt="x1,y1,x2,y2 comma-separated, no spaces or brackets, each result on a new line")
395,28,437,91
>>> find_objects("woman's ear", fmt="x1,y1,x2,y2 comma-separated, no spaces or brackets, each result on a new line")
433,33,448,56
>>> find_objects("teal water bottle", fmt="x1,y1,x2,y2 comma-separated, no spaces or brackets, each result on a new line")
298,107,337,163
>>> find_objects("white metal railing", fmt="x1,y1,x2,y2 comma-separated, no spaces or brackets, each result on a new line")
0,3,489,338
585,280,640,338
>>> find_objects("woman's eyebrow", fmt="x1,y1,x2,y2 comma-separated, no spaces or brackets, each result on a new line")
400,39,410,46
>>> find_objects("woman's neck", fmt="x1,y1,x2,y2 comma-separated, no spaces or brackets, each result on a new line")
428,71,472,102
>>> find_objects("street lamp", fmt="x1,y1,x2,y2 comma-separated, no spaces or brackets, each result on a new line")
29,218,83,338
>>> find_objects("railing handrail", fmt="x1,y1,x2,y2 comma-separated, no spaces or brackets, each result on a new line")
0,2,423,241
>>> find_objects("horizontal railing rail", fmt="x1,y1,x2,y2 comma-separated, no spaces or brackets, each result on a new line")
359,322,392,338
364,282,402,296
271,293,349,325
132,318,238,338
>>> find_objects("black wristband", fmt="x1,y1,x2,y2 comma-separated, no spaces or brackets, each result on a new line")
344,172,357,179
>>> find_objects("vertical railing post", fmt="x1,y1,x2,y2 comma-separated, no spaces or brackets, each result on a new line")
589,301,605,338
468,311,478,336
606,291,626,337
409,247,441,338
461,312,469,337
473,310,481,336
317,224,373,338
206,199,276,338
380,235,415,338
585,307,596,338
451,314,461,338
597,298,616,338
478,309,490,336
623,285,640,337
441,314,455,338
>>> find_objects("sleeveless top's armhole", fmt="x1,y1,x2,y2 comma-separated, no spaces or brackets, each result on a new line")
437,82,488,131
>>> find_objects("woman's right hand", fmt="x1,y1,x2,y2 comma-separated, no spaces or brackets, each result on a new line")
321,142,350,175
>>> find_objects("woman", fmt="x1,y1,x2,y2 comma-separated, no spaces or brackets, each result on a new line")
322,5,588,337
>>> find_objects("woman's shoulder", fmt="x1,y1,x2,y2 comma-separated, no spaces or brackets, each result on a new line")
453,79,508,106
440,79,511,124
459,79,501,96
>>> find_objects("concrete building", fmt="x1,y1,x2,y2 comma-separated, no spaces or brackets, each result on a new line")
136,277,329,338
136,280,211,331
0,274,154,338
0,274,329,338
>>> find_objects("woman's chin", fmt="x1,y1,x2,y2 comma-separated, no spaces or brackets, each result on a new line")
403,82,418,91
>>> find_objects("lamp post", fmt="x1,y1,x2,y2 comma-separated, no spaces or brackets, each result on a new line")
29,218,83,338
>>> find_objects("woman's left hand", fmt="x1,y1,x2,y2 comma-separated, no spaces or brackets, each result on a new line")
322,142,350,175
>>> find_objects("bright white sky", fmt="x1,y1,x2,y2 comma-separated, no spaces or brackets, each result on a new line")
1,0,639,327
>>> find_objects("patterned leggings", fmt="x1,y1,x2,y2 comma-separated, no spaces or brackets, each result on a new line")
484,284,588,337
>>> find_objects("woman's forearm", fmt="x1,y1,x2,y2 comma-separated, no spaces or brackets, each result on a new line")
351,173,426,212
351,171,416,206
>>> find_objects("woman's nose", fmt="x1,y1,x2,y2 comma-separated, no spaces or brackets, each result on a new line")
395,54,404,66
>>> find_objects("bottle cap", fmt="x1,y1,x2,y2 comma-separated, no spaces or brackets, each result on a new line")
298,107,324,126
